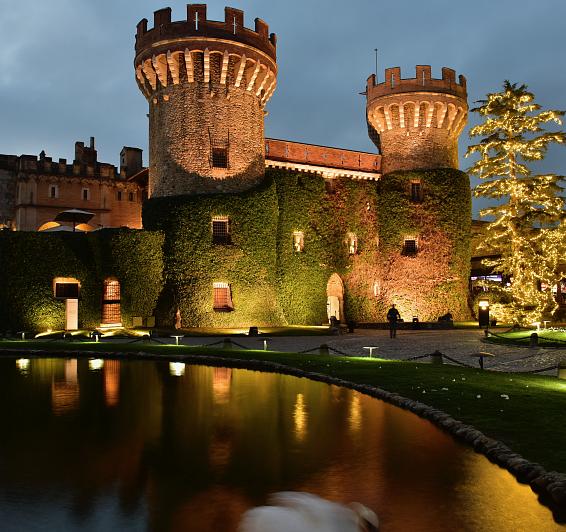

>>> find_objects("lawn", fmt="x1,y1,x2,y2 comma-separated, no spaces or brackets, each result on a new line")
487,329,566,348
2,339,566,474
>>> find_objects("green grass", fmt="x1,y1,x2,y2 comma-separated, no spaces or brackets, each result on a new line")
2,339,566,474
487,329,566,348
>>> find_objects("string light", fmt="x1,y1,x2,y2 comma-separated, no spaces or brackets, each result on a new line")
466,81,566,325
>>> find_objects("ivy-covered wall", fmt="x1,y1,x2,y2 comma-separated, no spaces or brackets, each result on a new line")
376,168,472,320
143,176,285,327
1,167,471,331
0,229,164,332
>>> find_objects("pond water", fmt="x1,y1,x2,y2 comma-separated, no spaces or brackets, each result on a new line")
0,357,562,531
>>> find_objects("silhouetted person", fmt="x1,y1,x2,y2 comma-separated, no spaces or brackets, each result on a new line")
387,304,401,338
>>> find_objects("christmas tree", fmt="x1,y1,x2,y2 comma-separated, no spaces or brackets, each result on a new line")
467,81,565,325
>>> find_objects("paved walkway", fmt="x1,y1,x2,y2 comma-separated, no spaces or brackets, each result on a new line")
159,329,566,374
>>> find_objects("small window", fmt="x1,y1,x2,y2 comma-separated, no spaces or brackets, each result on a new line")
49,185,58,199
212,147,228,168
212,216,231,244
213,282,233,311
117,191,123,201
347,233,357,256
54,281,80,299
128,192,134,202
410,181,423,202
325,179,336,194
82,188,90,201
293,231,304,253
402,238,418,256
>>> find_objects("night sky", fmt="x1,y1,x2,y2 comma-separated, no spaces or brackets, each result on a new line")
1,0,565,215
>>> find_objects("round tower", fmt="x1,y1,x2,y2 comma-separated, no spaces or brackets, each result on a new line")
134,5,277,197
366,66,467,175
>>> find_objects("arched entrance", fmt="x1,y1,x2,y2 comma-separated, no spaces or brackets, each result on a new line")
326,273,345,323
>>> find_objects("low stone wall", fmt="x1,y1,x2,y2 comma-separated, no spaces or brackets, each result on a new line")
2,347,565,519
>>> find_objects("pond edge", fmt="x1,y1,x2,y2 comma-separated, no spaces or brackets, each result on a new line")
3,347,566,520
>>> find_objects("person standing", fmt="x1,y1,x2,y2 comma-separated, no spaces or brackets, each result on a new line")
386,304,401,338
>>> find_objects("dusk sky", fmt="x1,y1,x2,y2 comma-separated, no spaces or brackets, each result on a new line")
1,0,565,215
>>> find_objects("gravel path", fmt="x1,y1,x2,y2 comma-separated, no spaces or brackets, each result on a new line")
159,329,566,374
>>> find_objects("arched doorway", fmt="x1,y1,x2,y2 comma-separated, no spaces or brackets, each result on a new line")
326,273,345,323
101,278,122,327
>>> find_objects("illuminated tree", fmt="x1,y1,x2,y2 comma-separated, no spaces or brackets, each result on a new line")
466,81,566,325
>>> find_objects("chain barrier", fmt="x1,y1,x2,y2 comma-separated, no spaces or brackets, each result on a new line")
403,354,431,361
442,354,478,368
296,347,323,355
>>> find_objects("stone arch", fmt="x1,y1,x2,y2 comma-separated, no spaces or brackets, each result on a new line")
326,273,345,323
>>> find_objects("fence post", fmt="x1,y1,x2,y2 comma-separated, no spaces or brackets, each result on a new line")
430,350,443,364
319,344,329,356
530,333,538,348
223,338,233,350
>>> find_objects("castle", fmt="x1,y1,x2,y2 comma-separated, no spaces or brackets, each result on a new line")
0,5,471,331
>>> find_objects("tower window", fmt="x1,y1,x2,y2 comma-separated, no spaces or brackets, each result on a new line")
410,181,423,202
49,185,58,199
82,188,90,201
212,147,228,168
213,282,233,311
212,216,231,244
117,191,123,201
347,233,358,256
402,238,418,256
293,231,304,253
128,192,135,202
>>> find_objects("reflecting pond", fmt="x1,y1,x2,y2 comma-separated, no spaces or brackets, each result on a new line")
0,358,562,531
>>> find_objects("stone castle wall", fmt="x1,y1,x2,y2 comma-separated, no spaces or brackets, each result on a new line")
149,75,265,196
135,6,277,197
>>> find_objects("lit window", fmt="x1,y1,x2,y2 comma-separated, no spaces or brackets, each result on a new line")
117,191,123,201
82,188,90,201
53,277,80,299
212,216,231,244
49,185,58,199
410,181,423,202
293,231,304,253
402,238,418,256
213,282,233,311
347,233,357,256
102,278,121,325
212,147,228,168
128,192,135,202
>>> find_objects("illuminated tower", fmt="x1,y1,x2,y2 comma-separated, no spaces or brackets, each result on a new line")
134,5,278,197
366,65,468,174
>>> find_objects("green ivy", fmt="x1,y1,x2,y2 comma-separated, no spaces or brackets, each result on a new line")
0,229,164,332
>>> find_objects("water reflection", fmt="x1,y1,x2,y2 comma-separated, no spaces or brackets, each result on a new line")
0,359,562,532
293,393,308,441
52,359,79,415
88,358,104,371
104,360,120,407
212,367,232,404
169,362,185,377
16,358,30,374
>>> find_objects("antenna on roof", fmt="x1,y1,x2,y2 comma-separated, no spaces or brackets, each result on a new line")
374,49,378,83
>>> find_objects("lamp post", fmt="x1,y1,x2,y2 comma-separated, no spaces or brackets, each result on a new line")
478,299,490,328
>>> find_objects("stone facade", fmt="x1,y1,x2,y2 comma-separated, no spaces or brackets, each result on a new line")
135,6,277,197
0,139,144,231
366,66,468,174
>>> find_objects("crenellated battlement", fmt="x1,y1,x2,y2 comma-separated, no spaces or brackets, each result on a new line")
366,65,468,174
367,65,466,104
135,5,276,62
